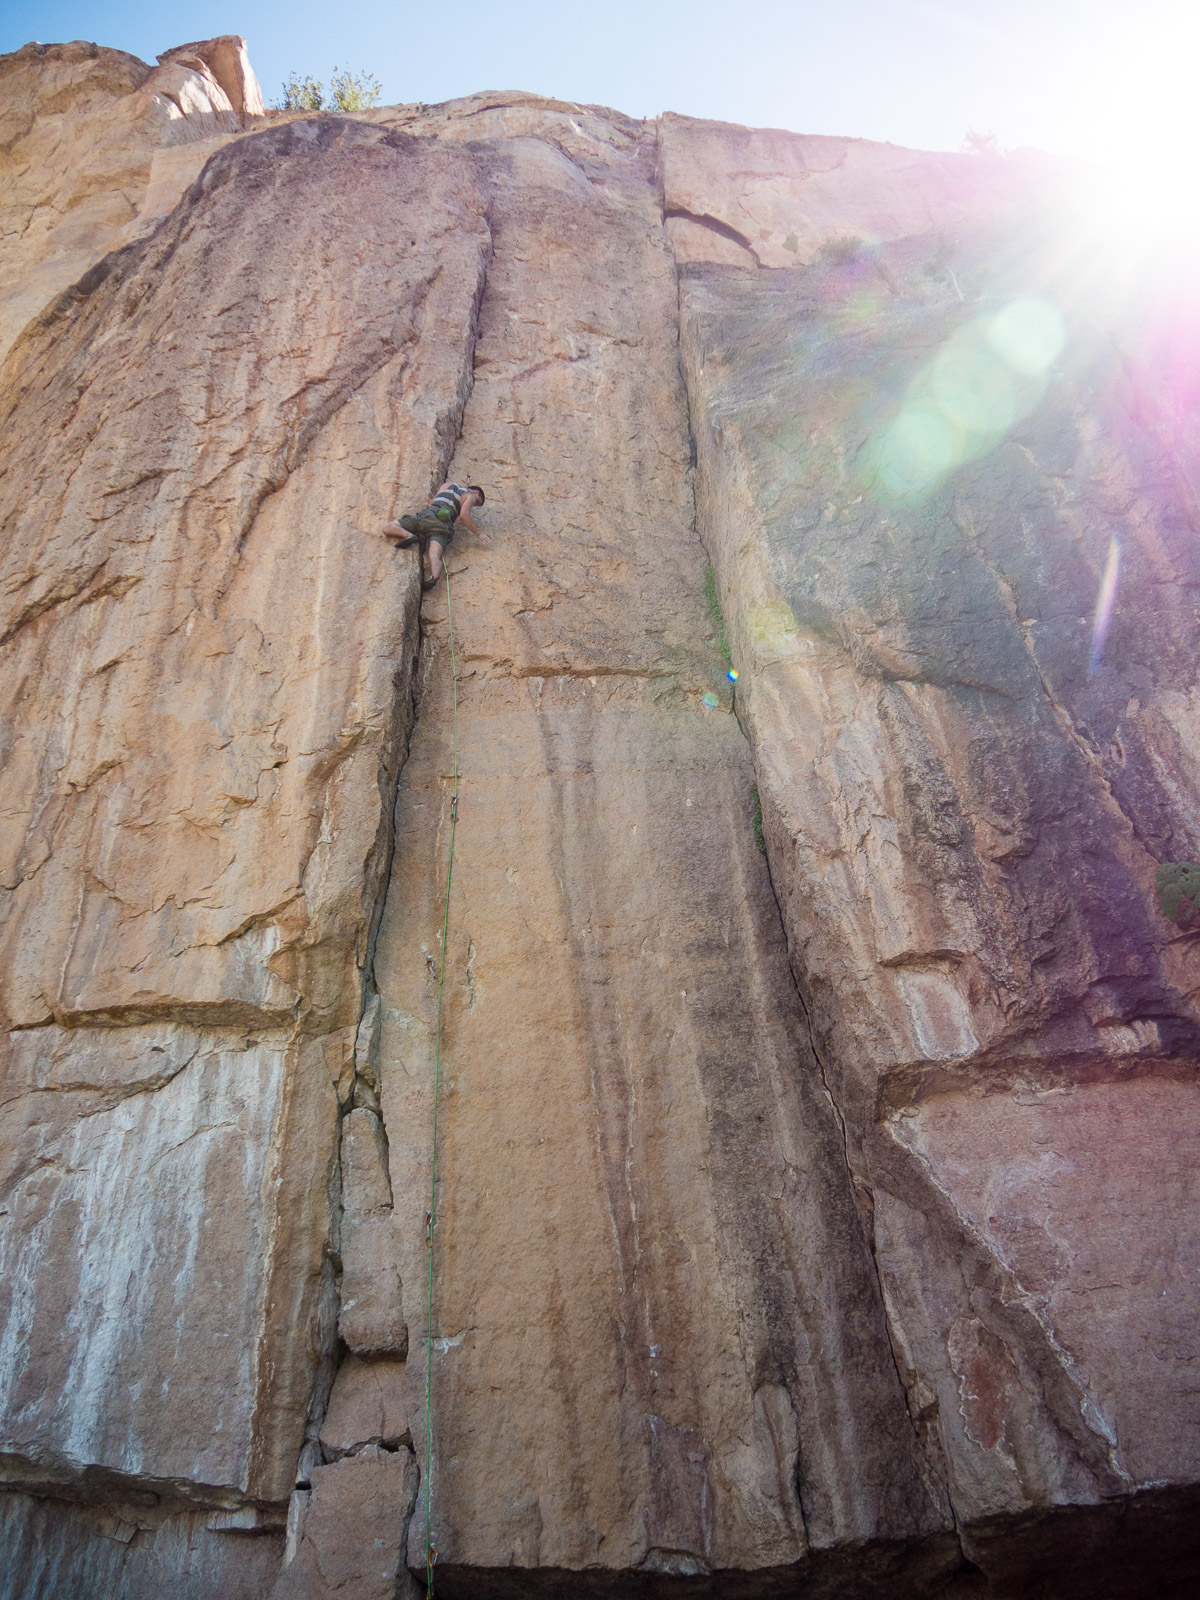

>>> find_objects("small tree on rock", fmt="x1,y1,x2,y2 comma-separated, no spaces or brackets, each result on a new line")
329,65,382,111
279,73,325,111
277,67,382,113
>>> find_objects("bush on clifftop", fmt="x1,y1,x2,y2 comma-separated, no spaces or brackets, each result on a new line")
278,66,382,112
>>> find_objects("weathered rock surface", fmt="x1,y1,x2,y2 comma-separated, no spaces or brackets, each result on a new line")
0,1022,335,1500
270,1447,420,1600
368,116,947,1591
338,1108,407,1357
158,34,265,120
0,97,489,1520
0,36,263,363
0,1492,284,1600
0,113,487,1033
320,1357,409,1458
677,150,1200,1578
2,36,1200,1600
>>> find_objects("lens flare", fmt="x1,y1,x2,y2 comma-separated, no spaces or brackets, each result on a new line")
986,299,1066,377
876,404,963,498
929,344,1018,435
1068,2,1200,246
1089,535,1122,673
745,598,799,654
702,691,719,708
727,668,739,682
868,298,1065,503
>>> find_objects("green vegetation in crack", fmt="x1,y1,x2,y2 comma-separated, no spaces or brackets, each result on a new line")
705,564,732,668
1156,862,1200,927
750,786,766,854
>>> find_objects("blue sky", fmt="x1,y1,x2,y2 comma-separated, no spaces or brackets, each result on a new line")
0,0,1175,155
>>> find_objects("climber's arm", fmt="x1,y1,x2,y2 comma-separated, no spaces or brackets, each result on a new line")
458,504,491,544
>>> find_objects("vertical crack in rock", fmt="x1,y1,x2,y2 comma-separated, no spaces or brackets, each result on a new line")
658,118,955,1561
274,166,497,1598
663,166,834,1552
689,547,960,1555
0,106,494,1585
730,784,956,1530
286,162,495,1551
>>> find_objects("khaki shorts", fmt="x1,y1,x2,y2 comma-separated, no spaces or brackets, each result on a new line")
401,508,455,546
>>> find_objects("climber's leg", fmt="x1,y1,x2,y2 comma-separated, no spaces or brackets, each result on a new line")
383,518,419,547
423,533,449,591
385,511,446,548
386,511,451,589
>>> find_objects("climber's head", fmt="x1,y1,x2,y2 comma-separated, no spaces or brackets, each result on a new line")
466,484,485,506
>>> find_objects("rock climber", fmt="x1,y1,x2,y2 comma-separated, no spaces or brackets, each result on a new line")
382,481,490,590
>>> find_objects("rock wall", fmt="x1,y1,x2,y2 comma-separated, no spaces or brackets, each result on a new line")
0,36,260,364
0,95,488,1590
674,157,1200,1536
2,39,1199,1600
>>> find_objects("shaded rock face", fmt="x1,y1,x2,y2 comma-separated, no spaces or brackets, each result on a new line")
677,189,1200,1550
1,41,1199,1600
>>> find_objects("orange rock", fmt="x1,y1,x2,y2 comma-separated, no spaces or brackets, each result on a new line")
0,108,487,1510
4,33,1200,1600
0,41,250,364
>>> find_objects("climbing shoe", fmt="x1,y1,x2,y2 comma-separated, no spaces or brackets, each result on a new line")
421,575,440,591
388,514,422,549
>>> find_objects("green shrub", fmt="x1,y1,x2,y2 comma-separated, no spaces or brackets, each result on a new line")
279,73,325,111
817,235,864,268
1156,862,1200,927
278,66,382,113
329,65,382,111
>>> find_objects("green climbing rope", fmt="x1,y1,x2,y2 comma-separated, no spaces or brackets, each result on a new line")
424,568,458,1597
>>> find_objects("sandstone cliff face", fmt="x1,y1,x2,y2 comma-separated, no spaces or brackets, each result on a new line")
0,102,488,1575
675,181,1200,1533
0,36,258,363
2,40,1199,1600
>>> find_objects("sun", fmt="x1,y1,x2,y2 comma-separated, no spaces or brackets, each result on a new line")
1068,1,1200,242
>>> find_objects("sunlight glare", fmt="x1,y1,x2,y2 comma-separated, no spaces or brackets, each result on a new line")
985,299,1066,377
1072,2,1200,242
868,300,1064,502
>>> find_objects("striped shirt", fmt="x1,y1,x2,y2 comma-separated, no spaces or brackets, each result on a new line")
429,483,470,523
